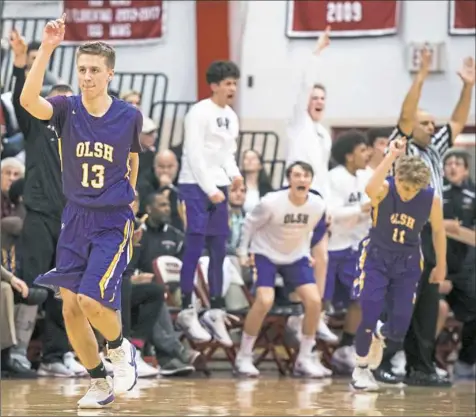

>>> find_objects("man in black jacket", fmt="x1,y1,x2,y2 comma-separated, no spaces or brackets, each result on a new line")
9,29,85,377
441,150,476,380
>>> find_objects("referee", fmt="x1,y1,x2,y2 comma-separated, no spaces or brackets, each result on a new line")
10,31,78,375
375,51,475,386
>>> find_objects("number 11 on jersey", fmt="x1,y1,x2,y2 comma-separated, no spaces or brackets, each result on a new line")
392,228,406,244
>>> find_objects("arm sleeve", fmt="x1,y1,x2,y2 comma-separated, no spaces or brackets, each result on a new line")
130,110,143,153
431,124,452,158
291,54,321,123
222,125,241,179
183,107,220,196
46,95,69,137
12,66,31,136
238,197,273,255
311,213,328,248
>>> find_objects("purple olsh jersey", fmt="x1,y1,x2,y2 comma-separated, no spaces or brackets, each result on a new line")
368,176,434,252
47,95,142,209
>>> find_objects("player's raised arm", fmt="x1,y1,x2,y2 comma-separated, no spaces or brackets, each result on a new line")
365,140,406,203
447,57,475,141
20,14,66,120
393,47,432,138
429,195,447,284
183,107,220,198
291,26,330,123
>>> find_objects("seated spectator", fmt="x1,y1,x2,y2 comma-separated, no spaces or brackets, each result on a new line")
137,117,158,185
227,183,246,255
1,157,24,218
124,190,203,375
1,265,37,378
240,149,273,212
138,150,182,230
25,41,59,96
121,90,141,109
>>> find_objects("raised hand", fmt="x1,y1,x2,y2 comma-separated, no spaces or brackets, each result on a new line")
418,45,433,79
388,138,407,157
9,29,27,57
315,25,331,54
457,56,475,86
42,13,66,49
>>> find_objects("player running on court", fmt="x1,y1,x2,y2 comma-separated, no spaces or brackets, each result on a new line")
21,15,141,408
235,161,330,378
351,139,447,391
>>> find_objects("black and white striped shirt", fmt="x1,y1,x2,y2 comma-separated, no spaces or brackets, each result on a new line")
389,124,452,198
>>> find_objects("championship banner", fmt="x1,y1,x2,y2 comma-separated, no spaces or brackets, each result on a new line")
286,0,399,38
448,0,476,36
62,0,165,45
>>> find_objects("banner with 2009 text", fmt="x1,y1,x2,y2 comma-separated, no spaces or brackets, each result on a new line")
448,0,475,35
286,0,399,38
62,0,165,45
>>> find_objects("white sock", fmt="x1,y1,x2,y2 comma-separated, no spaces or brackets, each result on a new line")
240,332,257,356
299,335,315,357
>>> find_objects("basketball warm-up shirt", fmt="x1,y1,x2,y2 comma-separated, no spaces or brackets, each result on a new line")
47,95,142,209
238,189,327,264
178,98,241,196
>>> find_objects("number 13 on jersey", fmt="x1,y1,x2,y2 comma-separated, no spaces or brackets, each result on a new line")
392,228,406,244
81,163,105,188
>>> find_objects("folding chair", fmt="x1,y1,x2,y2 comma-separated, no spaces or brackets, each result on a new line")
197,256,298,375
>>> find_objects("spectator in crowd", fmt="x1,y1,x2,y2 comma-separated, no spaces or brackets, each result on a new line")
365,127,392,173
240,149,273,212
1,157,24,218
1,265,37,378
138,150,182,230
227,183,246,255
25,40,59,96
124,191,203,375
137,117,158,185
439,150,476,380
377,52,474,386
121,89,142,108
9,29,83,377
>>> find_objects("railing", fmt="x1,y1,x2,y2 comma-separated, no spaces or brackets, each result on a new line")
151,100,285,187
1,17,168,117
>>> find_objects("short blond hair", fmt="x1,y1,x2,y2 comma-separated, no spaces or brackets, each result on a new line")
395,156,431,189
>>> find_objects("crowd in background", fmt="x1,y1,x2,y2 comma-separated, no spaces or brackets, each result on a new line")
1,30,475,384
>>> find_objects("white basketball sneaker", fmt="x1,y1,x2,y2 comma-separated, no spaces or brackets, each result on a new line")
351,367,380,391
176,307,212,343
201,309,233,347
107,338,137,395
235,352,260,377
317,318,339,343
77,376,114,409
293,355,326,378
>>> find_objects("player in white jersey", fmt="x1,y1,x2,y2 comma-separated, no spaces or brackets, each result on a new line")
284,27,334,339
235,162,330,378
324,131,372,374
177,61,244,346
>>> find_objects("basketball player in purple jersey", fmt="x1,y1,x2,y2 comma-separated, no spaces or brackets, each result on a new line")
20,15,141,408
176,61,243,347
350,139,447,391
